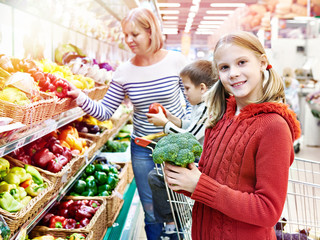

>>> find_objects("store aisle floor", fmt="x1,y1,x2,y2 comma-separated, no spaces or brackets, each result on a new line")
137,204,147,240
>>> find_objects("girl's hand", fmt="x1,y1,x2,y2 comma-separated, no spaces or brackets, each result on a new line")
146,107,169,126
67,82,81,99
164,162,201,193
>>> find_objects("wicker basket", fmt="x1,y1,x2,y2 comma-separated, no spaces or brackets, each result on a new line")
83,83,109,101
66,177,127,227
127,162,134,184
49,197,107,240
0,161,54,237
79,127,113,154
54,97,77,116
30,228,93,240
0,92,57,126
5,154,81,193
76,139,97,167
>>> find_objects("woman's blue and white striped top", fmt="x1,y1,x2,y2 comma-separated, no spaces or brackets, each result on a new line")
78,50,191,139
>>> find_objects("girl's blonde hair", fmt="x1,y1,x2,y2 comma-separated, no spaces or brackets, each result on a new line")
206,31,285,127
121,7,163,53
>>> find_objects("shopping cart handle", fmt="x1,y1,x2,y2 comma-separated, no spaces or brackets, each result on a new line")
135,137,156,149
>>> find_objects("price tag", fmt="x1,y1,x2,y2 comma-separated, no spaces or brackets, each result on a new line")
61,171,68,183
47,123,58,133
16,138,25,149
0,147,5,157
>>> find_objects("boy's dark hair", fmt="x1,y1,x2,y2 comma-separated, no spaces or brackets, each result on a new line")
180,60,218,88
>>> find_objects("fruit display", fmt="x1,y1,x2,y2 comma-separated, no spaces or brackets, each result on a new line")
0,158,47,212
40,199,101,229
73,115,113,134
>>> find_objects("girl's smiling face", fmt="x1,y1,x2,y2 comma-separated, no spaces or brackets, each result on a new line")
215,44,267,110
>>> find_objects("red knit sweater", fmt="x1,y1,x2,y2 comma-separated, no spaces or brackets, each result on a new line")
190,97,301,240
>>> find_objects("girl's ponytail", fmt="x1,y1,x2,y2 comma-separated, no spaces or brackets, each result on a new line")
205,80,228,127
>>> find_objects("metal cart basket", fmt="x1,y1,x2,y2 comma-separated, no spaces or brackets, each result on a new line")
136,134,320,240
277,157,320,240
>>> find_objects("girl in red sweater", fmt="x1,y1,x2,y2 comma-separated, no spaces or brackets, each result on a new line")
164,31,301,240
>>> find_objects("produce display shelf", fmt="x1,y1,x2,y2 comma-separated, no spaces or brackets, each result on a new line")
103,179,143,240
11,153,98,240
0,107,85,157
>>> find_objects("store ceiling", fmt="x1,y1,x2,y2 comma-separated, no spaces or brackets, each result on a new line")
155,0,258,48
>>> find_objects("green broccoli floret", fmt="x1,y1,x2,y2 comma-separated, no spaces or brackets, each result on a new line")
152,132,202,167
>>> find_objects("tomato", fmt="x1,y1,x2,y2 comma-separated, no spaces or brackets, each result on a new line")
148,103,167,117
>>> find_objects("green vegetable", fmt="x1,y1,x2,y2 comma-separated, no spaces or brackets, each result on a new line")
73,179,86,194
94,171,107,185
94,164,109,173
85,176,97,195
0,158,10,179
0,192,23,212
152,132,202,167
0,218,11,240
98,184,112,193
107,173,118,189
69,192,80,196
98,191,110,196
101,140,129,152
85,164,95,175
25,165,43,185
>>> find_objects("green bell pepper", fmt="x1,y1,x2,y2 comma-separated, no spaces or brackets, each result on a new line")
0,192,23,212
85,164,95,175
85,176,97,195
98,191,110,196
25,182,47,197
9,187,27,201
3,173,20,185
94,171,107,185
82,190,95,196
107,173,119,189
109,166,119,174
69,192,80,196
8,167,31,183
73,179,86,194
0,182,16,193
25,165,43,185
98,184,112,193
94,164,109,173
0,158,10,179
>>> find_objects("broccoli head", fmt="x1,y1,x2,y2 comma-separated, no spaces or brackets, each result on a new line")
152,132,203,167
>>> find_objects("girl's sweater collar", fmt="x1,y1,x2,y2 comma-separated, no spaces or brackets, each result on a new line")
225,96,301,140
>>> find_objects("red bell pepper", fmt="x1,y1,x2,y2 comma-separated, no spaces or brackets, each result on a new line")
47,141,64,155
49,215,67,228
79,218,90,227
65,218,77,229
46,158,63,173
75,205,94,221
59,200,74,210
41,213,54,226
24,139,46,157
33,148,56,168
17,154,32,165
88,200,100,213
57,208,69,218
56,154,69,166
63,146,72,162
49,78,69,98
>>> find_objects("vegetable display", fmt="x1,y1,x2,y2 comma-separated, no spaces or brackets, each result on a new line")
100,140,128,153
40,199,101,229
152,132,202,167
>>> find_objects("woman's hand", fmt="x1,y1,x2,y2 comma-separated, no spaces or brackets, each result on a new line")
67,81,81,99
146,107,169,126
164,162,201,193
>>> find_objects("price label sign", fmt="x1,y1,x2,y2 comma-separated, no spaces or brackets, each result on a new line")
16,138,25,149
0,147,5,157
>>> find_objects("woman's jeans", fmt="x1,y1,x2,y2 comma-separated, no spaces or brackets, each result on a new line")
131,138,163,240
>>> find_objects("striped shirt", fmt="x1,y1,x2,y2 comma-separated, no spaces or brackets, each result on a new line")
78,50,191,138
164,102,207,145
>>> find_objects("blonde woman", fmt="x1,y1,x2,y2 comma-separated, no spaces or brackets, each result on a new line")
68,8,191,240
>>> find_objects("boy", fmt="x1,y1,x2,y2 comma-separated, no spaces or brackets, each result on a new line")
146,60,218,240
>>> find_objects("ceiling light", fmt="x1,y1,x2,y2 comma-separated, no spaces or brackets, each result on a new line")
158,3,181,8
203,16,228,20
188,12,196,18
192,0,201,5
195,31,214,35
163,21,178,24
186,18,194,24
198,25,220,29
200,21,224,25
162,28,178,34
159,10,180,14
210,3,246,8
163,16,178,20
206,10,234,15
190,5,199,13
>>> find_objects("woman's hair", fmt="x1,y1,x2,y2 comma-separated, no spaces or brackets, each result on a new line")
180,60,219,89
206,31,285,127
121,7,163,53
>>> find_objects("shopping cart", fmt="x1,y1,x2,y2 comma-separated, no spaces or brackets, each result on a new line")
276,157,320,240
135,135,194,240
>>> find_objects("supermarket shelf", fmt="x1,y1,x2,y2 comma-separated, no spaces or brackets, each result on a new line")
103,179,143,240
0,107,85,157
